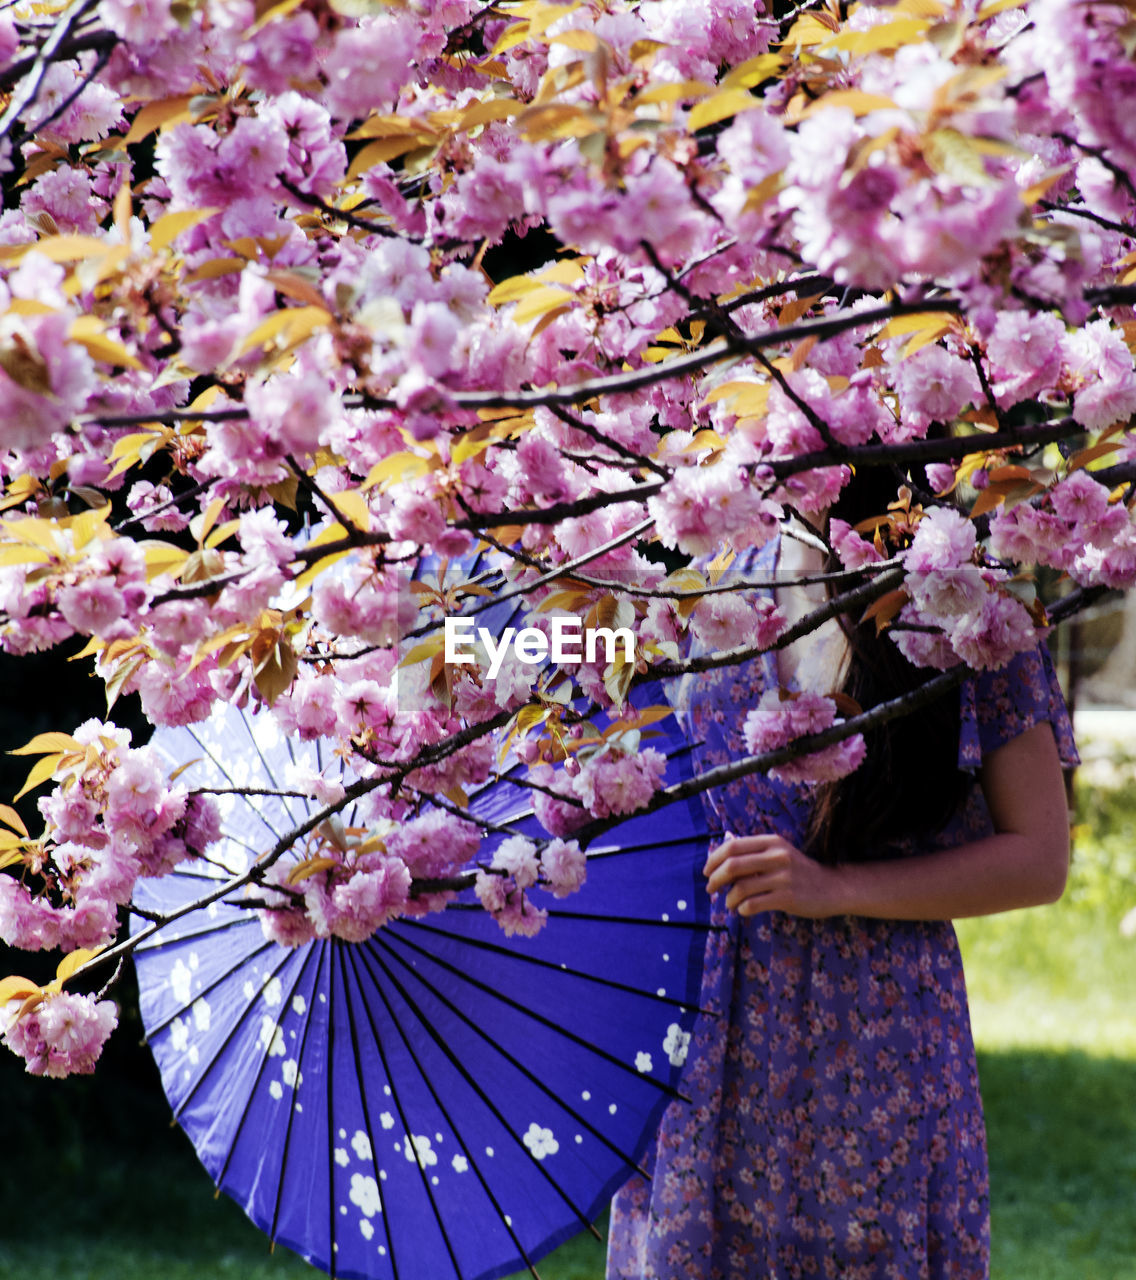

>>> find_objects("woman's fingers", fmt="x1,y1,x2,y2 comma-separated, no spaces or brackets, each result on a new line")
724,871,790,915
704,844,790,897
703,833,785,878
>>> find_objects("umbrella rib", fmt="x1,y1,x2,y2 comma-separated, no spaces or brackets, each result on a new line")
396,917,706,1013
375,926,685,1101
170,944,306,1124
250,943,328,1248
581,831,714,859
339,945,468,1280
183,723,286,842
356,941,556,1275
130,912,254,952
324,938,338,1279
374,929,658,1180
236,712,297,838
333,943,402,1280
142,938,278,1042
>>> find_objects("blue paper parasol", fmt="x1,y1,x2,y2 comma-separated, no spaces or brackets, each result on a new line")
131,684,712,1280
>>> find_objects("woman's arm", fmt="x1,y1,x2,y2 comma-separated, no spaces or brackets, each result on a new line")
703,721,1070,921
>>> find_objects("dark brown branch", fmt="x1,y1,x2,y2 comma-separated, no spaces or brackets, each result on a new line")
0,26,115,92
0,0,100,144
763,417,1079,481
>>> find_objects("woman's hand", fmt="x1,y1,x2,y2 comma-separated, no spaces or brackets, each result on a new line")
703,834,848,919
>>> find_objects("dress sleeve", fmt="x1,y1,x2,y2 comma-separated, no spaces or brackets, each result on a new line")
957,642,1079,771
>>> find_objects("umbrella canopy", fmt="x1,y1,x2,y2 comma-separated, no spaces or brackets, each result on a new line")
131,688,713,1280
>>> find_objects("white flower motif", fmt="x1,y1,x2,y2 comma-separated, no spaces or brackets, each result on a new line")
360,1219,374,1241
452,1154,468,1173
192,998,211,1032
263,977,283,1007
291,995,306,1015
259,1016,286,1057
282,1059,300,1088
663,1023,691,1067
170,959,192,1005
269,1080,283,1101
352,1130,373,1161
635,1051,653,1074
349,1173,381,1218
522,1123,559,1160
379,1112,395,1130
403,1134,437,1168
169,1016,189,1053
334,1148,349,1167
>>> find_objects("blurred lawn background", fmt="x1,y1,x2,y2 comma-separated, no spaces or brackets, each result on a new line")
0,773,1133,1280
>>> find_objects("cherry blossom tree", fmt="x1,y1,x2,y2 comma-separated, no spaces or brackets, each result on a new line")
1,0,1134,1076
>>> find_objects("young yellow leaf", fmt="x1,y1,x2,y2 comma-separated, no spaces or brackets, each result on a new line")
513,286,573,326
55,947,104,987
238,305,331,357
703,380,770,418
248,0,306,34
784,12,839,46
263,269,330,312
457,98,523,132
19,234,116,264
975,0,1027,18
197,495,227,546
0,803,28,836
13,754,64,801
720,53,785,90
400,634,447,668
346,136,435,179
489,18,532,56
688,88,760,133
150,207,217,253
124,94,197,145
519,103,602,141
183,257,246,283
0,976,42,1006
328,488,372,531
286,855,341,886
0,545,51,567
1067,442,1120,472
877,312,954,352
633,80,714,107
547,28,601,51
69,316,144,370
361,451,433,490
204,518,241,550
823,17,930,54
141,541,190,579
488,274,543,306
10,731,79,756
451,428,493,468
800,90,898,119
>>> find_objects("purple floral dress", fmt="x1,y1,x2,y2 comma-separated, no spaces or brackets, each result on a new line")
606,541,1078,1280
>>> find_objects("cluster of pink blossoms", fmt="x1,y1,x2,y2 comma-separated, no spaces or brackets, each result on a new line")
0,720,220,954
473,835,587,938
1,990,118,1079
743,693,867,787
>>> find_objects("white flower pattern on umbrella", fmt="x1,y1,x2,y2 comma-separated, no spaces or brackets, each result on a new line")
664,1023,691,1067
522,1124,559,1160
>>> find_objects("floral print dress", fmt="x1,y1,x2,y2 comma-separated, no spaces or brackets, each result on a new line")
606,541,1078,1280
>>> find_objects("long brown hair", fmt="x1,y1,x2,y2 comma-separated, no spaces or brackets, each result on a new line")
803,469,970,864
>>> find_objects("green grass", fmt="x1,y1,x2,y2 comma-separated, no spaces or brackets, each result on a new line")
2,780,1134,1279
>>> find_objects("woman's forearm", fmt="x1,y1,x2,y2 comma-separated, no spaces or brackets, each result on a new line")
829,830,1068,921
